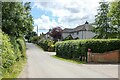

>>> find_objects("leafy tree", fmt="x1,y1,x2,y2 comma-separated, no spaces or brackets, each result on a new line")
93,2,110,39
108,0,120,38
25,31,37,42
49,27,62,41
2,2,33,38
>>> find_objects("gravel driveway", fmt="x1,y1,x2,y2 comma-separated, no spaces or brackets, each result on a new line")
19,43,118,78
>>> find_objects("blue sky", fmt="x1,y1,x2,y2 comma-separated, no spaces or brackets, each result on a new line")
29,0,113,35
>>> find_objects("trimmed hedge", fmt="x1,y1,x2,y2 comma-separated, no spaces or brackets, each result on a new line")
38,39,49,51
55,39,120,61
37,39,55,51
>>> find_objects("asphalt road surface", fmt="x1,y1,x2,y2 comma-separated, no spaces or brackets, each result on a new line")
19,43,118,78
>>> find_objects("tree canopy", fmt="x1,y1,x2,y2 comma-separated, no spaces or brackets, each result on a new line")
2,2,33,38
93,2,110,39
49,27,62,41
93,1,120,39
108,0,120,38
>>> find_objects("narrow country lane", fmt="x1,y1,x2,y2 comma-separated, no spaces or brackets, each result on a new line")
19,43,118,78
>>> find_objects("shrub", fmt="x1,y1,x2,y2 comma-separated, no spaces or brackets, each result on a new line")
2,33,16,69
37,39,55,51
17,37,26,59
1,32,26,78
1,32,17,77
48,40,55,52
10,37,22,61
38,39,49,51
30,36,39,44
55,39,120,61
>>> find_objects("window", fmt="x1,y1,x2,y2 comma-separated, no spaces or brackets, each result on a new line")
76,31,79,35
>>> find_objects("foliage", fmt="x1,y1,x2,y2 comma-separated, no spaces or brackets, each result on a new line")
2,2,33,37
49,27,62,41
2,32,16,69
1,2,33,78
48,40,55,52
93,2,111,39
55,39,120,61
1,32,26,78
29,36,39,43
37,39,55,51
2,59,26,78
17,37,26,59
108,0,120,38
25,31,37,42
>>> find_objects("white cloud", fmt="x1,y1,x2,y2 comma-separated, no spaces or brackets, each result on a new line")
33,0,113,32
34,15,59,33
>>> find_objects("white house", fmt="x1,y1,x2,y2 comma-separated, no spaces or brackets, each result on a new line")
62,21,96,39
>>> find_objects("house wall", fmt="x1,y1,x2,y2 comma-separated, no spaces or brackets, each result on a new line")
62,31,96,39
84,31,96,39
62,33,70,39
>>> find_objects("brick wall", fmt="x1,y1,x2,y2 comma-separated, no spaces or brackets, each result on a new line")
87,50,120,63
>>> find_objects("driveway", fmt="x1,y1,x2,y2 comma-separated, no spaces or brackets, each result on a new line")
19,43,118,78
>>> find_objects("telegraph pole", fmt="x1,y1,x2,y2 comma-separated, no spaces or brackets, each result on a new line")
37,25,38,36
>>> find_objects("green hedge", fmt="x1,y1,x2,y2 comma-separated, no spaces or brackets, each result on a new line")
37,39,55,51
30,36,39,44
17,38,26,59
1,32,26,78
55,39,120,61
2,33,16,69
38,39,49,51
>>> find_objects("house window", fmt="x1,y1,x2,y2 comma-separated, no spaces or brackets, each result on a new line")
76,31,79,35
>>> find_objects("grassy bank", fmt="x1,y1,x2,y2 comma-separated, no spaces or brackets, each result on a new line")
2,59,26,78
52,55,86,64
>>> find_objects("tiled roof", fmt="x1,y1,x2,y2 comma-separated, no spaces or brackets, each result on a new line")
62,24,93,33
62,28,73,33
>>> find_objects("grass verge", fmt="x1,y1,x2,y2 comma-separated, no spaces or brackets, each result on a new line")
2,59,26,78
52,55,86,64
35,44,44,51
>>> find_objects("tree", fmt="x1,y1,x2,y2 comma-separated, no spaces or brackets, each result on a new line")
93,2,110,39
49,27,62,41
25,31,37,42
2,2,33,38
108,0,120,38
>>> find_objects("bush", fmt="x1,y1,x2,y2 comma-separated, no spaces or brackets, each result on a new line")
55,39,120,61
38,39,49,51
17,37,26,59
30,36,39,44
10,37,22,61
1,32,17,77
1,33,16,69
1,32,26,78
37,39,55,51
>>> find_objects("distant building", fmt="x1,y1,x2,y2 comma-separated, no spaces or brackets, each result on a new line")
45,32,53,40
62,21,96,39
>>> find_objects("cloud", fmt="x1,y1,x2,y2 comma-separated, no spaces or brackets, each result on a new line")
32,0,113,33
34,15,59,31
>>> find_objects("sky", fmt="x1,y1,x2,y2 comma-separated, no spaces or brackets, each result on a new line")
29,0,114,35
